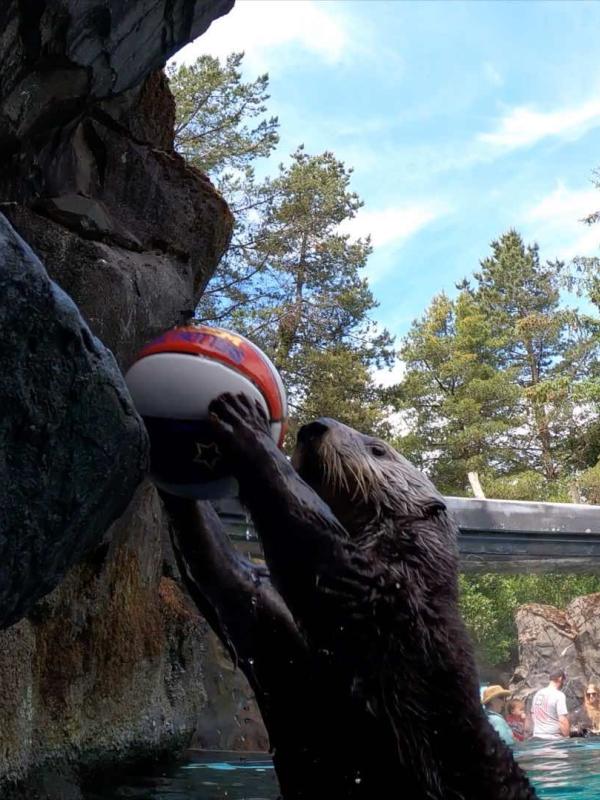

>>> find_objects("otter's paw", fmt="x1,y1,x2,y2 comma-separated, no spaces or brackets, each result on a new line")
208,393,272,458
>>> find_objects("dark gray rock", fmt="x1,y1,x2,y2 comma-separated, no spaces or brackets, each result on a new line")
0,0,243,793
4,203,223,370
99,69,177,151
0,213,148,627
1,62,233,363
0,77,233,270
0,3,234,375
0,0,235,148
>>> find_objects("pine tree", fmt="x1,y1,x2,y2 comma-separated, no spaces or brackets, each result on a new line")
168,52,279,176
561,172,600,499
392,230,599,499
169,54,394,439
473,231,572,483
391,290,520,493
203,147,394,438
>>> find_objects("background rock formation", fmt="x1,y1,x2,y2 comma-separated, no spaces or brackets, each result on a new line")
0,1,241,796
511,594,600,709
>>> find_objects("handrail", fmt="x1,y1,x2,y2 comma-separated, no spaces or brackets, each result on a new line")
213,496,600,573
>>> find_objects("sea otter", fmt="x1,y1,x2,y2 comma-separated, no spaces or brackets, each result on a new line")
163,393,538,800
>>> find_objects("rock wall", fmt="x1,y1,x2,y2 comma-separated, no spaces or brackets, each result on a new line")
0,484,209,793
0,215,148,628
511,594,600,709
0,1,243,796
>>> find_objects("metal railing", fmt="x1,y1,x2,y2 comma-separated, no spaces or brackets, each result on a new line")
213,496,600,574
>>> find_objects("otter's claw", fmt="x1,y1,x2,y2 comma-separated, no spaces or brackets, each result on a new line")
210,392,270,431
208,393,272,465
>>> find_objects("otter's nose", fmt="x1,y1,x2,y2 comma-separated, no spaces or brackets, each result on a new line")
297,419,330,444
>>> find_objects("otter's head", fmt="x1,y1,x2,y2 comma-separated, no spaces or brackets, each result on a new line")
292,418,447,542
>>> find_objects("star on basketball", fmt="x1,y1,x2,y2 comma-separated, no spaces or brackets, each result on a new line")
193,441,222,471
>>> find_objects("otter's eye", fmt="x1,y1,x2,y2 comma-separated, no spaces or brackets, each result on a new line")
371,445,386,457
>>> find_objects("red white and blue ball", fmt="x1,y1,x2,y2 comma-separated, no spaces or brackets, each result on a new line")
125,325,288,499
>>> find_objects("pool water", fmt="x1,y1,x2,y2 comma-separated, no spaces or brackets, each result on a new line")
86,739,600,799
85,753,279,800
517,737,600,799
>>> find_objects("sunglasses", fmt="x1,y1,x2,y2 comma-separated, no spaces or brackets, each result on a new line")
587,692,597,697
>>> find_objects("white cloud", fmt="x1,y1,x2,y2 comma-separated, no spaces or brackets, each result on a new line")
339,204,444,250
338,203,447,285
525,182,600,260
527,183,598,225
479,97,600,150
175,0,349,73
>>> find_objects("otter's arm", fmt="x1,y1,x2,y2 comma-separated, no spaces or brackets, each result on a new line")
161,493,306,677
207,395,377,633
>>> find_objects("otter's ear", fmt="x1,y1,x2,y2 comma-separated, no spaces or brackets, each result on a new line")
422,498,446,517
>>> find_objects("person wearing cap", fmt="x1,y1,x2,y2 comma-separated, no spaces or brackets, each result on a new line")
482,685,515,746
531,667,569,740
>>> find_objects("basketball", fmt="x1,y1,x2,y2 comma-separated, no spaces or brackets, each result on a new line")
124,324,288,499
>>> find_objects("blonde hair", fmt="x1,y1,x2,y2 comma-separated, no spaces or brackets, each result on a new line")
585,683,600,729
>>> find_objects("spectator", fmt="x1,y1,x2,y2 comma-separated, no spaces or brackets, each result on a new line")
482,685,515,746
531,667,569,740
570,683,600,736
506,698,527,742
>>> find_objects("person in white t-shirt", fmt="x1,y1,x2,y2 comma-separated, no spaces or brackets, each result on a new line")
531,668,569,740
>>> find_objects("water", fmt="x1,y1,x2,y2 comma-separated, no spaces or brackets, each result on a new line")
86,740,600,799
517,737,600,798
84,753,279,800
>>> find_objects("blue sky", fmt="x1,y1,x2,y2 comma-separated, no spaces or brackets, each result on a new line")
178,0,600,382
